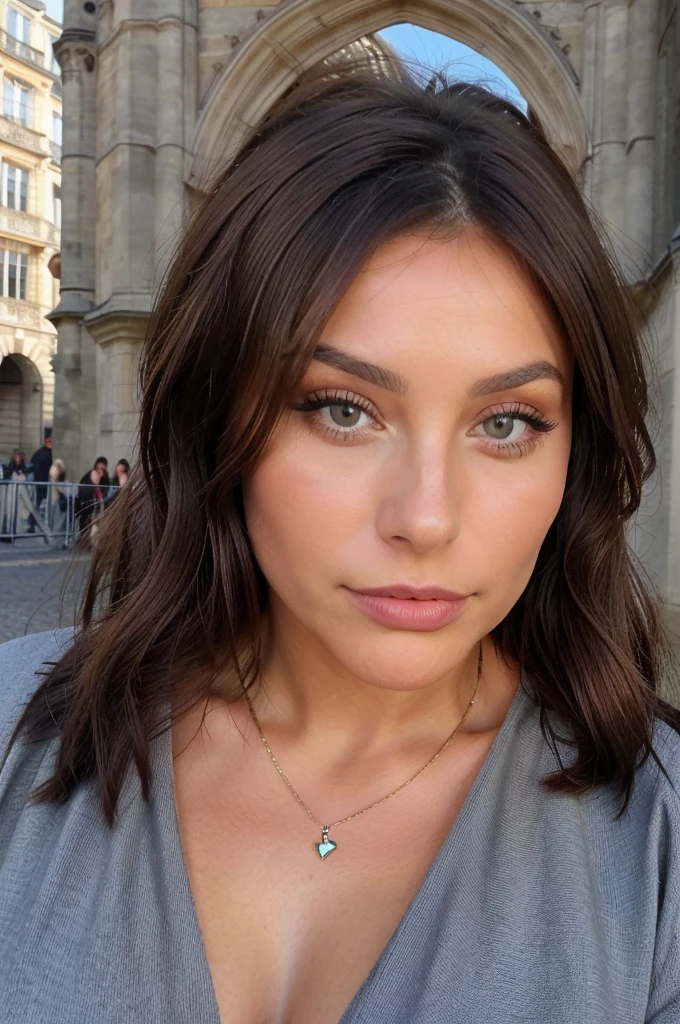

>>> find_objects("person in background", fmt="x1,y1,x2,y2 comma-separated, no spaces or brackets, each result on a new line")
105,459,130,508
49,458,67,486
112,459,129,488
27,434,53,534
76,460,106,541
2,448,28,481
48,459,68,542
0,448,28,540
0,452,28,540
95,456,111,492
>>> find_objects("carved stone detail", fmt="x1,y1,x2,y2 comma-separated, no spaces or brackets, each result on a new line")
0,116,49,157
0,297,43,328
53,41,97,80
0,208,59,247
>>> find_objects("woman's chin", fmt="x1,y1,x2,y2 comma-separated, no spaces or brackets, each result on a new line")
324,639,475,692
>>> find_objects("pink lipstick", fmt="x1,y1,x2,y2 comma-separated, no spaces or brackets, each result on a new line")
344,584,469,631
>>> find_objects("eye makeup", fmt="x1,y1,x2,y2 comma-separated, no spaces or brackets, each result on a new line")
289,387,558,457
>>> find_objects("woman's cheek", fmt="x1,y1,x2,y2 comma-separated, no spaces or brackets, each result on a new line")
243,445,360,581
469,454,567,573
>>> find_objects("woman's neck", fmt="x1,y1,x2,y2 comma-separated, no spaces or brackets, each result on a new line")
244,607,519,766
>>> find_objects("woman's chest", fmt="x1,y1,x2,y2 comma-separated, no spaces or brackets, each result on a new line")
0,755,660,1024
170,695,510,1024
175,759,481,1024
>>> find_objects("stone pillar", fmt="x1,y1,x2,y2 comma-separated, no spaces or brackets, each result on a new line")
82,1,198,465
596,0,629,237
47,0,97,480
625,0,659,273
154,12,196,287
666,242,680,610
580,1,601,202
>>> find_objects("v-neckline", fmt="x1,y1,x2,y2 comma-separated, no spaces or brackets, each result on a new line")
160,677,532,1024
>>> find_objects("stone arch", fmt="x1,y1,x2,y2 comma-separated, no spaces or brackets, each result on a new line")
0,350,43,460
188,0,588,193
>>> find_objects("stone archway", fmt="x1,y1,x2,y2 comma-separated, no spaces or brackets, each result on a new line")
0,351,43,461
188,0,588,194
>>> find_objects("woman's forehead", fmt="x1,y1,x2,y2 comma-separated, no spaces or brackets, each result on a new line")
320,228,571,383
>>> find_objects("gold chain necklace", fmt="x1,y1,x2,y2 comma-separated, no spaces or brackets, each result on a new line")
242,643,483,860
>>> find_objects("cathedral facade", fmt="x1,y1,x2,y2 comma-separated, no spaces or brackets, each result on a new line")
50,0,680,614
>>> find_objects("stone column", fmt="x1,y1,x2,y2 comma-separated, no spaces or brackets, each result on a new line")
596,0,629,237
83,1,198,465
625,0,659,273
580,1,601,202
666,242,680,611
154,15,191,287
47,0,98,481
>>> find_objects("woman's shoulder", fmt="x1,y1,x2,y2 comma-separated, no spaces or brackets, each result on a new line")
0,628,75,751
647,713,680,810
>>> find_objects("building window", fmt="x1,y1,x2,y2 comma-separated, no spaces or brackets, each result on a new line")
52,183,61,226
1,162,28,212
3,77,31,126
51,111,62,146
0,246,29,299
7,6,31,44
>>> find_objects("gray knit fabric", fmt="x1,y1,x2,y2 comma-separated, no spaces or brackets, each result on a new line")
1,628,679,1023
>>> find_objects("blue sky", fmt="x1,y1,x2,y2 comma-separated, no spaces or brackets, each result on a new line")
44,0,62,24
377,23,526,111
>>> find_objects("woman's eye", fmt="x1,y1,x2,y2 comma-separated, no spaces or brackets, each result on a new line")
290,391,380,437
324,402,372,430
476,413,528,443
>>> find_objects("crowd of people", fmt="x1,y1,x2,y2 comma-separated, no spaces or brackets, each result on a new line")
0,431,130,544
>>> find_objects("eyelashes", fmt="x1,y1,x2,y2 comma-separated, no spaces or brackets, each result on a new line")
289,388,558,457
288,389,383,442
471,404,557,458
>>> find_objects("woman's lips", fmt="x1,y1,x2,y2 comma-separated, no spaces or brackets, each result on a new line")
344,585,469,631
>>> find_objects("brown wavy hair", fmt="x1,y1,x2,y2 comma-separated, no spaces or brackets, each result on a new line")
8,60,680,825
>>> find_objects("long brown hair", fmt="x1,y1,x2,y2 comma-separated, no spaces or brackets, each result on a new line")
8,60,679,825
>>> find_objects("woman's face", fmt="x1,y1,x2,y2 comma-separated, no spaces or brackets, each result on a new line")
243,228,573,691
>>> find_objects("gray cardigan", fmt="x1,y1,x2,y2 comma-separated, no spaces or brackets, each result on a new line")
1,628,679,1023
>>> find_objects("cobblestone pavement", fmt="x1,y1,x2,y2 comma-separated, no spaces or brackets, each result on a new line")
0,542,90,645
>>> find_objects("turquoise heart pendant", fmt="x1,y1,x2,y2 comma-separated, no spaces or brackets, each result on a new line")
315,826,337,860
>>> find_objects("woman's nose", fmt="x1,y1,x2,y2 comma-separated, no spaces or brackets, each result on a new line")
374,443,462,554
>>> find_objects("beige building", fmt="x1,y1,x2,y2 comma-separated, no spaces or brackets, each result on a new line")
51,0,680,619
0,0,61,464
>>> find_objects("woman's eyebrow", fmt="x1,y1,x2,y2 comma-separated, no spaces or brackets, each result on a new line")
313,346,408,394
312,348,564,398
468,360,565,397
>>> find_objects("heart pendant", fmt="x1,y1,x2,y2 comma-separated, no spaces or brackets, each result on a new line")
315,826,337,860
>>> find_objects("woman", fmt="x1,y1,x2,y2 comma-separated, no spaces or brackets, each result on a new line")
1,64,679,1023
104,458,130,508
75,460,106,541
0,447,28,538
112,458,129,487
1,447,28,481
48,458,68,539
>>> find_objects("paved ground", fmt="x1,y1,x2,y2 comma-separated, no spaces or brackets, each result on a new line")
0,541,90,645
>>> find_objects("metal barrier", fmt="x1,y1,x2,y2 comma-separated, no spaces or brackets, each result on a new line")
0,480,121,548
